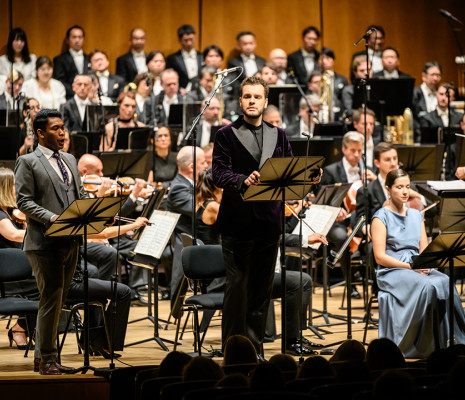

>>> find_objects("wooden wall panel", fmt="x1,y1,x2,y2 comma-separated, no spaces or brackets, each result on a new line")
2,0,465,86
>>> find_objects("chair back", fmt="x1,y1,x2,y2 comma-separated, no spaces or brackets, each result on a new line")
0,248,33,283
181,233,204,247
181,245,225,280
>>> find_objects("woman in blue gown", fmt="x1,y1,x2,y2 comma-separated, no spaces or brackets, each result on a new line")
371,169,465,358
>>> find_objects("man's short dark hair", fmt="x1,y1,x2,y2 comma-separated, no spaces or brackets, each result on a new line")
302,26,320,38
89,49,108,61
374,142,396,161
308,70,322,84
66,25,85,38
353,107,376,123
236,31,255,41
240,76,269,98
319,47,335,60
423,61,442,74
366,25,385,37
382,46,399,58
33,109,62,136
203,45,224,60
177,24,195,39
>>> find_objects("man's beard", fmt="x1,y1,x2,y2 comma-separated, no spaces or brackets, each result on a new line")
243,109,264,120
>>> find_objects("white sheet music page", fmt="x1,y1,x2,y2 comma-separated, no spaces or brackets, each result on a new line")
134,210,180,259
427,180,465,191
291,204,340,250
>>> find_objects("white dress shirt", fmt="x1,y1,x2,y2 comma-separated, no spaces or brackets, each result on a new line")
69,48,85,74
342,157,361,183
377,174,389,201
37,144,73,185
383,69,399,79
182,49,198,80
131,50,148,74
74,94,90,122
365,136,374,168
152,78,162,96
437,107,449,127
368,49,383,73
135,93,146,114
241,53,258,77
97,70,110,96
420,82,437,113
301,49,316,79
4,91,14,108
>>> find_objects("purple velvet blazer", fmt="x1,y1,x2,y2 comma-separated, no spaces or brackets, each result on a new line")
212,116,293,239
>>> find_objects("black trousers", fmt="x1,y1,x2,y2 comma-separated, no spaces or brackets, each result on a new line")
221,233,280,351
68,278,131,351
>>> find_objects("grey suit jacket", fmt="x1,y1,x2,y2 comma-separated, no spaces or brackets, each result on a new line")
15,148,86,251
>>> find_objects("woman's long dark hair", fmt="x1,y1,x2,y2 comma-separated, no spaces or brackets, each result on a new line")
196,168,217,204
385,168,409,188
7,28,31,64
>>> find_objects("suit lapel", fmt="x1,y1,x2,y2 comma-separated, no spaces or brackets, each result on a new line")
61,152,81,195
373,179,386,205
232,124,261,164
66,51,79,75
176,51,188,80
259,123,278,169
70,98,83,125
337,161,348,183
34,148,64,206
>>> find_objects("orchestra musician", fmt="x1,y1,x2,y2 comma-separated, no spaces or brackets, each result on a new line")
101,91,146,152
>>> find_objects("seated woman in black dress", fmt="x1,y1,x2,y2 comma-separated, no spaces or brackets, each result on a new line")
195,168,222,245
147,126,178,187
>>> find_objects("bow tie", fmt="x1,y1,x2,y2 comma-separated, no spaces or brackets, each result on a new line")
437,109,448,117
70,49,83,57
243,54,256,61
301,49,315,58
96,70,110,78
348,166,360,174
184,50,196,59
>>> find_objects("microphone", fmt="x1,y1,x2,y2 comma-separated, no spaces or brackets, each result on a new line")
215,66,241,76
439,9,463,25
354,27,377,46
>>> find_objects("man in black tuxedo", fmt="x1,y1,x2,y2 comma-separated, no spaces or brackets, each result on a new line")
15,109,86,374
0,70,24,111
287,26,320,86
352,107,382,169
317,47,349,122
420,83,462,133
185,67,215,103
351,25,385,80
166,25,203,92
342,56,372,117
412,62,442,138
227,31,266,102
60,74,93,132
372,47,412,79
143,69,183,125
89,50,125,103
53,25,90,99
116,28,148,83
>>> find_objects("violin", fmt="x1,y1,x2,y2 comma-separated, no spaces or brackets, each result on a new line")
7,207,26,224
83,175,159,196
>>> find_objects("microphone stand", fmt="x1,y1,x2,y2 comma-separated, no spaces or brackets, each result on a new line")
149,89,159,183
184,70,233,245
355,29,374,318
97,87,108,149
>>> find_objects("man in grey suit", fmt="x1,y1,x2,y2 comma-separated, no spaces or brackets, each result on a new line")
15,109,86,375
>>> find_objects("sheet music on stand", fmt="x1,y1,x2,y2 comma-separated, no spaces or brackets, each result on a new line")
292,204,340,250
133,210,180,265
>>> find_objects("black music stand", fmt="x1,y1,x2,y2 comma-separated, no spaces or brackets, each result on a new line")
243,156,324,353
0,127,20,160
314,183,352,207
411,232,465,345
353,77,415,124
313,123,345,138
45,197,123,374
97,150,148,179
290,137,343,166
394,144,445,180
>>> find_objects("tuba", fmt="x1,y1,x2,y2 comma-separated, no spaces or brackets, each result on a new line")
385,108,414,144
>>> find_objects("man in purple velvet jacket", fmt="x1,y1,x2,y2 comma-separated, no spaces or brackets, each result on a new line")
212,76,293,355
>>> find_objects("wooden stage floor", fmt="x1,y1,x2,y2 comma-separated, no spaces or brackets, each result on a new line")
0,284,381,378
